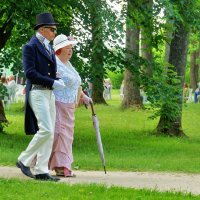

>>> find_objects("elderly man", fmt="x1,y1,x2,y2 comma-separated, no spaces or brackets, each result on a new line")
16,12,65,181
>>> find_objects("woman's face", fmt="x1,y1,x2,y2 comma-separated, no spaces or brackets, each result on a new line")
62,44,73,60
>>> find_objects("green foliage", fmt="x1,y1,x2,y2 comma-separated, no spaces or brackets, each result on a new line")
0,0,199,112
0,83,8,100
0,122,8,133
0,83,8,132
142,65,181,122
0,0,48,77
189,33,200,53
109,44,182,122
185,67,190,85
0,47,23,76
106,70,124,89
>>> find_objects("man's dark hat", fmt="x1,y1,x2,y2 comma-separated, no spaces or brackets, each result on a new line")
34,12,58,30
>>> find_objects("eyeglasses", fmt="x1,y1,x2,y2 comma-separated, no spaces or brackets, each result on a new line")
44,26,57,33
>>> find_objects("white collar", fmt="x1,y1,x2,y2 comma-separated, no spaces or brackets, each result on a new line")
36,32,50,48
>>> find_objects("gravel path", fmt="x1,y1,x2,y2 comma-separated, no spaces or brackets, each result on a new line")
1,166,200,195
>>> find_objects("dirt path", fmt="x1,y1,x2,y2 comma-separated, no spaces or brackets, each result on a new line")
1,166,200,195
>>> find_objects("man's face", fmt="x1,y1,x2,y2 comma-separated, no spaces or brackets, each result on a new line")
40,26,57,41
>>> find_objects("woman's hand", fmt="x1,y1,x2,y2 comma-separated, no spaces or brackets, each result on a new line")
82,93,93,105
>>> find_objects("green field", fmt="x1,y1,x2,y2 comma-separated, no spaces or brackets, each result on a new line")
1,90,200,199
1,90,200,173
1,178,200,200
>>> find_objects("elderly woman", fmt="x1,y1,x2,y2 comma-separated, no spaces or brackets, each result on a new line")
49,34,92,177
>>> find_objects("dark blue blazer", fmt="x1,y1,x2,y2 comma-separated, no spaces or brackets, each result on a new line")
23,36,57,135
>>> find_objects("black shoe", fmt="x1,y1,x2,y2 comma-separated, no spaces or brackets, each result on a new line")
16,161,35,178
35,173,60,181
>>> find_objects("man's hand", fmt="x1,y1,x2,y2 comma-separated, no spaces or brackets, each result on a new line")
53,79,65,90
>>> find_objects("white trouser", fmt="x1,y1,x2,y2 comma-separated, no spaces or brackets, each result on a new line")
18,90,56,174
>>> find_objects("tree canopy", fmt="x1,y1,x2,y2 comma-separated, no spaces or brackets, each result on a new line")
0,0,200,135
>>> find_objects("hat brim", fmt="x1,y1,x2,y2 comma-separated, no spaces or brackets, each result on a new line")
53,40,78,52
34,23,59,30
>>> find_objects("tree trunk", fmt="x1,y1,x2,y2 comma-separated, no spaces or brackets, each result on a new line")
164,24,173,71
122,0,142,108
90,0,106,104
140,0,153,77
157,21,189,137
123,68,141,107
141,28,153,76
0,13,12,132
190,39,200,91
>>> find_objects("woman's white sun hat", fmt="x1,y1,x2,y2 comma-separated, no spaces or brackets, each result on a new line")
53,34,77,52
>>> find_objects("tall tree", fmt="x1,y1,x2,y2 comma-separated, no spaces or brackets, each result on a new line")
164,20,173,71
1,0,122,106
190,37,200,91
89,0,106,103
74,0,123,103
0,0,64,131
140,0,153,77
156,0,195,136
122,0,142,108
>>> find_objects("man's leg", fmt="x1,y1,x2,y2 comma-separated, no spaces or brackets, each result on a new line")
18,90,55,174
34,91,56,174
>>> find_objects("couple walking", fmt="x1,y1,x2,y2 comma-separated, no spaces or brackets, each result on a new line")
16,12,92,181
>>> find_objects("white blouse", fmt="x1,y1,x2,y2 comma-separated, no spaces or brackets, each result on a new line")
53,57,82,103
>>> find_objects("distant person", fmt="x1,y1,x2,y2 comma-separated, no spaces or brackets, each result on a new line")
49,34,92,177
1,76,7,83
120,80,124,100
183,83,189,103
7,75,17,102
1,76,8,87
16,12,64,182
194,86,200,103
1,76,9,107
87,79,93,98
103,78,112,100
107,79,112,100
187,85,193,102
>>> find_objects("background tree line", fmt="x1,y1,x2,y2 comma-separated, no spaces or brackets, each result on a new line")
0,0,199,136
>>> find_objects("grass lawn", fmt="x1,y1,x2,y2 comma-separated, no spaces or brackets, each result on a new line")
1,90,200,199
1,178,200,200
1,90,200,173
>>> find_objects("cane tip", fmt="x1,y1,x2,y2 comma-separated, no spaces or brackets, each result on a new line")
104,166,107,174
